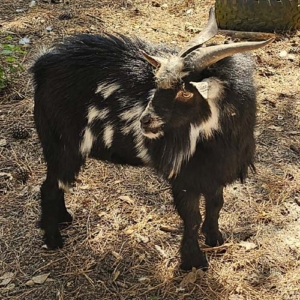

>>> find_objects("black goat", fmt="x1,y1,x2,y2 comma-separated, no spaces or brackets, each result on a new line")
31,9,272,270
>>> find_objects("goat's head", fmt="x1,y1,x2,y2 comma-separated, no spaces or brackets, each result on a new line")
140,8,273,139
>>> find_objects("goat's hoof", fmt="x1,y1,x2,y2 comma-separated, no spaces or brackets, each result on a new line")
204,231,224,247
180,256,209,271
44,232,63,250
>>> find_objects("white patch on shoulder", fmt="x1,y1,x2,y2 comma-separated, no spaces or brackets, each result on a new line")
58,180,70,193
103,124,114,148
87,106,109,124
95,82,120,99
80,127,95,156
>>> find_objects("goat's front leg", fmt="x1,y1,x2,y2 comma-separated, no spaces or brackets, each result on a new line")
202,187,224,247
172,187,208,271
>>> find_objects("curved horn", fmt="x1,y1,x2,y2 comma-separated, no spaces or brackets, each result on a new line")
178,7,218,58
189,38,274,72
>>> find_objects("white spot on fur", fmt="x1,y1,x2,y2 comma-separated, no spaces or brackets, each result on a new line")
121,105,145,135
95,82,120,98
168,151,184,179
103,124,114,148
119,106,143,122
87,106,101,124
189,124,201,157
87,106,109,124
148,88,156,100
80,127,94,156
58,180,70,193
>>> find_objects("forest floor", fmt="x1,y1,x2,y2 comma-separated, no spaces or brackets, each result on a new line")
0,1,300,299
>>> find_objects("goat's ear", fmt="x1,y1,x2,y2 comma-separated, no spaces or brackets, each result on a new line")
190,81,209,100
140,50,167,69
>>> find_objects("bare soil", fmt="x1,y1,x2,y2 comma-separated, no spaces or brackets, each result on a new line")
0,1,300,299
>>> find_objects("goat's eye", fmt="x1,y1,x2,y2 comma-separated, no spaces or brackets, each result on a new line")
175,90,194,102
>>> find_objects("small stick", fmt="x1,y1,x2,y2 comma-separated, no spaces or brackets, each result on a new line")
86,13,104,23
202,242,233,252
219,30,275,41
160,225,181,234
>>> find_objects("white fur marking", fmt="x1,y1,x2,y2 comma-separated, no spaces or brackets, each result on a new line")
119,106,143,122
95,82,120,98
80,127,94,156
87,106,101,124
103,125,114,148
87,106,110,124
121,105,145,135
58,180,70,193
135,134,151,163
168,151,184,179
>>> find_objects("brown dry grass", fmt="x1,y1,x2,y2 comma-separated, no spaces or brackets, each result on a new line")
0,0,300,299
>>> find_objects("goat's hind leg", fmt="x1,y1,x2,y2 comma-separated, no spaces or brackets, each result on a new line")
40,148,83,249
40,177,70,249
202,187,224,247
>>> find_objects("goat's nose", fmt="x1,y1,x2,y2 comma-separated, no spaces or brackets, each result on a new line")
140,114,152,126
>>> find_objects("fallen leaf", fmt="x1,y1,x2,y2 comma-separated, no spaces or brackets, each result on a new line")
25,280,35,286
0,272,14,286
180,268,197,287
239,241,257,251
32,273,50,284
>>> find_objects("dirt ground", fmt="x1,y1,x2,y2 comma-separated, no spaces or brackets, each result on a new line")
0,0,300,299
